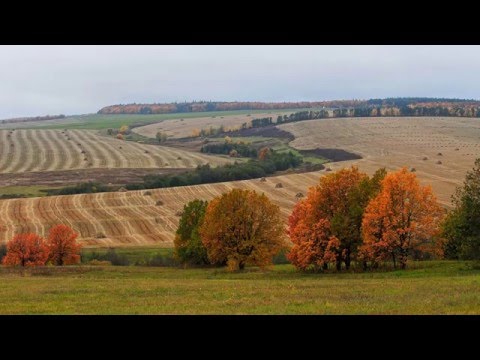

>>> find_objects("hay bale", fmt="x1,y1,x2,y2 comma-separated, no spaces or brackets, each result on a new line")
177,156,182,160
119,146,122,149
275,183,283,188
422,157,428,160
156,200,164,206
144,150,149,154
143,191,152,196
84,158,88,161
437,152,442,156
410,167,416,172
260,177,267,182
95,232,106,239
325,167,332,172
455,148,459,151
175,210,183,217
295,192,304,199
436,160,442,165
117,187,128,192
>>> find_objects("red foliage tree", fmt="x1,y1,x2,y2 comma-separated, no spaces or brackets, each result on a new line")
2,233,49,267
47,225,82,266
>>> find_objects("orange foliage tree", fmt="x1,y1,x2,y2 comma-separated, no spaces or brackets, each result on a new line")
361,168,444,269
287,167,386,271
200,189,285,271
258,147,271,161
47,225,82,266
2,233,49,267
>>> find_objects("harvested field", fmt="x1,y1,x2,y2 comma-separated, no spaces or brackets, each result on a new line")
0,171,328,247
132,111,294,139
0,129,230,174
279,116,480,207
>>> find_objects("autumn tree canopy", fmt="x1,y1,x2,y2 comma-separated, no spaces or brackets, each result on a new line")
361,167,444,269
174,200,209,265
47,225,82,266
200,189,285,271
2,233,49,267
287,167,386,271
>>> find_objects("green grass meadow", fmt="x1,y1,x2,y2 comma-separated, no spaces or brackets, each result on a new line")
0,260,478,314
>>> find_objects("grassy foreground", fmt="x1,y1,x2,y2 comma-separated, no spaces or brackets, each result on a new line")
0,261,478,314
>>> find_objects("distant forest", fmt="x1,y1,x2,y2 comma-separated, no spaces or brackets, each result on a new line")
97,98,480,118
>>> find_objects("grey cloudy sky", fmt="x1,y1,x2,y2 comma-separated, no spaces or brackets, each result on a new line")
1,45,479,119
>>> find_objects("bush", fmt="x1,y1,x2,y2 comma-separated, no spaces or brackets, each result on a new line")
88,259,112,266
82,248,130,266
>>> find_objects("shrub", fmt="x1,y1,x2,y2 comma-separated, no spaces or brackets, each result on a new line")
88,259,112,266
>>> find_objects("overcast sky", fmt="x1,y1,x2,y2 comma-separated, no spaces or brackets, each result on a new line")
1,45,479,119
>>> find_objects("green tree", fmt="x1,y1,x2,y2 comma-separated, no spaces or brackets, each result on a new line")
174,200,209,265
442,158,480,259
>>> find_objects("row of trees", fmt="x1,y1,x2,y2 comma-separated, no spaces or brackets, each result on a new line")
174,166,453,271
2,225,81,267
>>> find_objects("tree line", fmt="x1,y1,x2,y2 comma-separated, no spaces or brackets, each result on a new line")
173,160,480,272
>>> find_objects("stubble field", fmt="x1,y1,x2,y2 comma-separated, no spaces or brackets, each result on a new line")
0,129,230,174
132,111,294,139
279,117,480,207
0,171,326,246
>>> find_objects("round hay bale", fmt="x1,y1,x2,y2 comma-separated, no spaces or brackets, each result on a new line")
436,160,442,165
295,192,304,199
84,158,88,161
117,187,128,192
144,150,149,154
156,200,164,206
175,210,184,217
422,157,428,160
143,191,152,196
95,232,106,239
437,152,442,156
275,183,283,188
325,167,332,172
119,146,122,149
455,148,459,151
260,177,266,182
410,167,416,172
177,156,182,160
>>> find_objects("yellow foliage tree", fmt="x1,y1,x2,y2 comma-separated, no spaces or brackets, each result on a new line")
200,189,285,271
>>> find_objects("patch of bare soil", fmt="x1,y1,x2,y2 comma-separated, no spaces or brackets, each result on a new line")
0,168,187,187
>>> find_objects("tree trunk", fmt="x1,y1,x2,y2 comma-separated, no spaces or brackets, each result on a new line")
362,260,367,271
392,253,396,269
400,250,408,270
322,263,328,270
336,259,342,271
345,249,351,270
239,262,245,270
